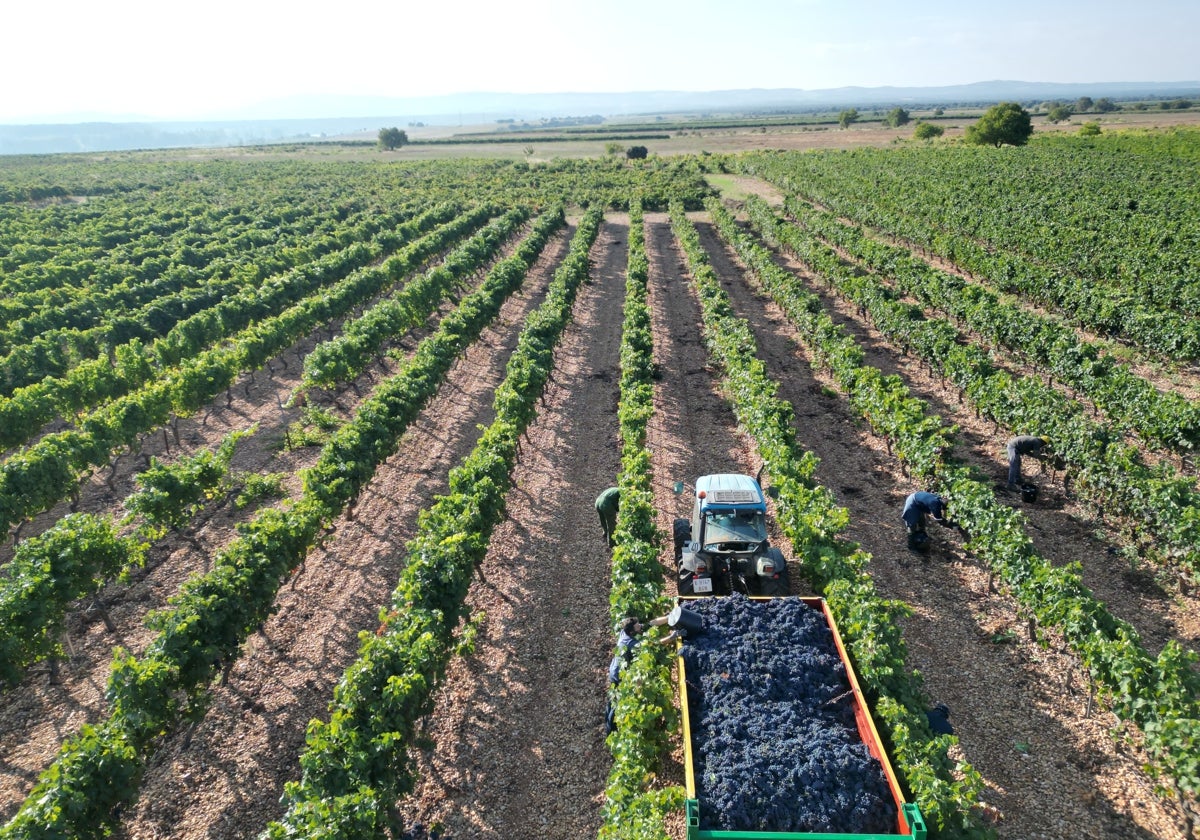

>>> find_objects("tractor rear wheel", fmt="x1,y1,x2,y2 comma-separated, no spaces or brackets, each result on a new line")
672,518,691,562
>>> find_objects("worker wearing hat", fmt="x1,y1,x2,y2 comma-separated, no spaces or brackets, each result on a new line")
604,613,679,733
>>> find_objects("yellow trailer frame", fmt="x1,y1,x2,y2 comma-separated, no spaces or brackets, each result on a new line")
677,596,927,840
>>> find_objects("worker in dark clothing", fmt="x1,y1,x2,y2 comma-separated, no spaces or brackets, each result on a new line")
605,614,674,733
1006,436,1048,489
606,616,644,734
608,618,642,684
901,491,950,553
902,491,948,531
926,702,954,736
596,486,620,548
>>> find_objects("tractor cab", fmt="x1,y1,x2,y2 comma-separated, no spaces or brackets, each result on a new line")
672,474,788,596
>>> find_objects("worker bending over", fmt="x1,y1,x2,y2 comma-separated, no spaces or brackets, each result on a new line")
901,491,952,553
605,614,672,733
1006,435,1047,489
595,486,620,548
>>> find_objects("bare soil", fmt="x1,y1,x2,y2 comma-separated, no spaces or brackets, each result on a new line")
196,111,1200,165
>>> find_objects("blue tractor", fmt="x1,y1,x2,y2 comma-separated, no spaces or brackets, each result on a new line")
672,473,789,596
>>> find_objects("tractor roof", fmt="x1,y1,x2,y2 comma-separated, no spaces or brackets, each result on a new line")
695,473,765,507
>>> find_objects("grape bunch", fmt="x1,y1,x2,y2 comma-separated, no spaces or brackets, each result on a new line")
681,594,897,833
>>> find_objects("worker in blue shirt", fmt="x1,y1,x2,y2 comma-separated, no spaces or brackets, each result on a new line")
902,491,951,552
902,491,948,530
605,614,675,733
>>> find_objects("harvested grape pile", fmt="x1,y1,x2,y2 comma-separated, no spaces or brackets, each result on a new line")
681,594,897,833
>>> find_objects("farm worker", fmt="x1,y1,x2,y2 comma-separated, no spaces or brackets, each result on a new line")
1006,435,1048,489
926,702,955,736
901,490,951,553
605,614,673,733
901,490,949,533
595,486,620,548
605,616,642,733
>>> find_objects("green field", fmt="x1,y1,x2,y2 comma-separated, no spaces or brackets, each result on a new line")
1,123,1198,840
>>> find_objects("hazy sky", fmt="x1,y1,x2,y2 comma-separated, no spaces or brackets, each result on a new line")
4,0,1198,123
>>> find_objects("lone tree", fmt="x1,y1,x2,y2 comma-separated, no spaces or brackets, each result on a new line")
1046,104,1073,124
912,121,944,140
837,108,860,129
883,107,911,128
378,127,408,151
626,145,648,159
964,102,1033,147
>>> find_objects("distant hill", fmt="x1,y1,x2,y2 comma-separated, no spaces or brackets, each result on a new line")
3,80,1199,156
258,81,1200,120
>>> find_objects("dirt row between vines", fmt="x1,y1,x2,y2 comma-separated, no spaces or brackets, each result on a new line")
114,222,577,840
391,217,632,837
683,209,1196,840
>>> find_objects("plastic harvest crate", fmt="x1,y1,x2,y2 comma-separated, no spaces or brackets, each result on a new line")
678,596,927,840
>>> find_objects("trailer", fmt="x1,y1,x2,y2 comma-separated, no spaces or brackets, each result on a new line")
675,594,926,840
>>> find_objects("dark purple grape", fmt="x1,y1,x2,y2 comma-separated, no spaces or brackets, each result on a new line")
681,594,896,833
